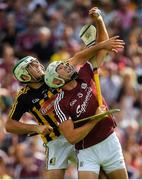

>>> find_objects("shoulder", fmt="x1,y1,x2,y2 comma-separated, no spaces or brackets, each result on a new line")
16,86,30,100
78,62,93,80
55,91,65,104
17,86,30,95
79,62,93,71
54,91,70,109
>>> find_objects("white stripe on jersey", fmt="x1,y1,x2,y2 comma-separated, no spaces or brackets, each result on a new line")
87,61,93,70
54,91,67,123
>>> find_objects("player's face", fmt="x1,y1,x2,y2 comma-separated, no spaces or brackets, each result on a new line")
27,60,45,80
56,62,75,81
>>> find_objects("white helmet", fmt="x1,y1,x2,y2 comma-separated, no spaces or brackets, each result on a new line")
44,61,65,88
13,56,37,83
44,61,78,88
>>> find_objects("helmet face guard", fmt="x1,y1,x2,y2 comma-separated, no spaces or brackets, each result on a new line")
13,56,42,83
44,61,77,88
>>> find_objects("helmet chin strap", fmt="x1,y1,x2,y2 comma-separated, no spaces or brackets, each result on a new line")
70,71,78,81
29,74,44,83
62,71,79,87
31,76,44,83
20,76,44,84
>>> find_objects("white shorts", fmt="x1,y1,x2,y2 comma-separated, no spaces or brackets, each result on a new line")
46,135,77,170
78,132,126,174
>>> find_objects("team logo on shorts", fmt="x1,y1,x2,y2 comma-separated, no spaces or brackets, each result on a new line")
49,157,56,165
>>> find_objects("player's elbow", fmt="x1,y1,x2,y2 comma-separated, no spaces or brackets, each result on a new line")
59,122,79,144
5,122,10,132
68,139,76,145
5,119,13,133
66,135,79,145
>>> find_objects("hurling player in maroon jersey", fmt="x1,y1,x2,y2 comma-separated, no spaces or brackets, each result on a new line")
44,7,128,179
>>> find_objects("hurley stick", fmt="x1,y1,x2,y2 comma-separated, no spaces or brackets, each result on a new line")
79,24,103,105
74,108,120,124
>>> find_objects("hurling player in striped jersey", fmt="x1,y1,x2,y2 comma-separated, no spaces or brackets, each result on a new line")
5,56,77,178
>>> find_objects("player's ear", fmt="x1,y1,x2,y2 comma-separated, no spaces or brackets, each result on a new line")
21,74,31,81
53,78,62,86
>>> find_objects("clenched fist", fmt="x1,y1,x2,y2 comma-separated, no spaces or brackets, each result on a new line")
96,105,107,115
89,7,102,21
35,124,53,135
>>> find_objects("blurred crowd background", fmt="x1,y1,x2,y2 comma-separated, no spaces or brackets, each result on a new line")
0,0,142,178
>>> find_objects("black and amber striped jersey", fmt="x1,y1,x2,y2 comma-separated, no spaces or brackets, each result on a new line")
8,83,61,143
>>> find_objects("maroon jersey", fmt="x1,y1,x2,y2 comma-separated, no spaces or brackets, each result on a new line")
54,62,116,150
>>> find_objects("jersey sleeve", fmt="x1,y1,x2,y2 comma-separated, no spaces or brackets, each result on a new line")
54,92,71,124
78,62,94,83
8,94,29,121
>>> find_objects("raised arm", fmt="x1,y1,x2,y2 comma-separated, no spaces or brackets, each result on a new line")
89,7,109,67
69,7,124,67
69,36,124,67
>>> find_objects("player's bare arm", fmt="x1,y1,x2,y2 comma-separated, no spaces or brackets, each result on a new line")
68,7,124,67
89,7,109,67
5,118,53,135
59,105,106,144
69,36,125,67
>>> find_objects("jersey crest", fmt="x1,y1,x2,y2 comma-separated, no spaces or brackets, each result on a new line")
40,95,56,115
